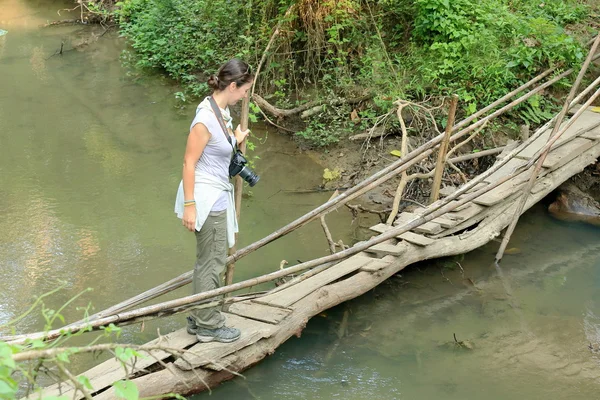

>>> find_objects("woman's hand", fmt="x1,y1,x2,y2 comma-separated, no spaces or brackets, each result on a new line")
234,124,250,145
182,206,197,232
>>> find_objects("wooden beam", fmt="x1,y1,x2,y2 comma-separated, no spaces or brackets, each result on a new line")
430,95,459,203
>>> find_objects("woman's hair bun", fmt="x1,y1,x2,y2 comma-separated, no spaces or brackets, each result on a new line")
208,59,253,92
207,75,220,90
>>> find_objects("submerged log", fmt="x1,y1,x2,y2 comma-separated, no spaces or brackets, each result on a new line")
548,183,600,226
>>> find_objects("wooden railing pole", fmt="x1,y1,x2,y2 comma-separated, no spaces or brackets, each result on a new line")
430,95,459,204
225,94,251,287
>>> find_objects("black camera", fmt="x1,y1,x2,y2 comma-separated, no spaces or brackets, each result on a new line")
229,150,260,187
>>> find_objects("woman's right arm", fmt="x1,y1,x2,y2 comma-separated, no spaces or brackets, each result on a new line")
182,123,211,232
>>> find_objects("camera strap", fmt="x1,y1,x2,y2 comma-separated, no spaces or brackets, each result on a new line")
208,96,237,154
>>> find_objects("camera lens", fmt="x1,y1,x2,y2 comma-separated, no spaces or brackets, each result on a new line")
238,166,260,187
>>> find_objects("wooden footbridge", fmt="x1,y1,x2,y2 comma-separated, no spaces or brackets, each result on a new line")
9,39,600,399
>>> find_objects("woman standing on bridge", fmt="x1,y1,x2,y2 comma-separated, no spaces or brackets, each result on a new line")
175,59,253,343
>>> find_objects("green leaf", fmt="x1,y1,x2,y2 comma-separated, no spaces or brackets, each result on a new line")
115,347,136,362
56,351,71,364
29,339,46,349
114,380,139,400
78,376,93,390
390,149,402,157
0,380,17,396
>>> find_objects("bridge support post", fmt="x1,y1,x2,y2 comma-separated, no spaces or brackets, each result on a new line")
430,95,459,204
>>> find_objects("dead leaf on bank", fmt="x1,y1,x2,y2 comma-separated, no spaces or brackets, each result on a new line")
350,109,360,124
323,167,342,182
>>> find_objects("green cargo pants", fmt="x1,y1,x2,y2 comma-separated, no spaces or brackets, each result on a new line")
190,210,227,329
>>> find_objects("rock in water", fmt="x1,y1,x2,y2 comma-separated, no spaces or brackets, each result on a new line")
548,183,600,226
0,29,7,37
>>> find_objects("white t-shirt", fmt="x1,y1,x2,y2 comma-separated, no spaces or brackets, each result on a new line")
190,107,235,211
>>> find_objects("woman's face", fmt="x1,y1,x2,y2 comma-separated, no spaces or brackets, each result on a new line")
227,81,253,105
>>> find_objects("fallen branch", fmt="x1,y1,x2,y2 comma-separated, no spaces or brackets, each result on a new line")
42,19,79,27
252,102,297,132
252,93,372,119
446,160,468,184
445,121,489,160
348,126,386,141
320,191,340,254
386,102,411,224
448,147,506,163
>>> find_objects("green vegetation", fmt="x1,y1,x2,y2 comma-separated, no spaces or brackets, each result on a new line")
112,0,596,146
0,286,186,400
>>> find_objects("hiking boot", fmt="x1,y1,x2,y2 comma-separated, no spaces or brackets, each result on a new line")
195,325,241,343
186,316,199,335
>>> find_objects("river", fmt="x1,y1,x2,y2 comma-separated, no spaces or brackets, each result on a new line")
2,1,600,399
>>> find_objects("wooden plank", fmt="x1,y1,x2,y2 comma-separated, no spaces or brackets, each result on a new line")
567,104,592,115
360,255,397,272
369,223,435,246
35,329,197,400
483,158,528,184
227,301,292,324
581,127,600,140
363,242,405,256
542,137,594,170
174,313,274,370
399,231,435,246
257,254,374,308
531,178,553,194
431,215,458,228
435,195,519,238
445,203,486,221
473,180,525,206
516,114,600,159
393,212,444,234
463,182,489,192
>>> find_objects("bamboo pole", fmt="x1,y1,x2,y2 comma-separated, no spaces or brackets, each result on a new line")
225,94,251,287
65,67,581,327
495,34,600,262
430,95,459,204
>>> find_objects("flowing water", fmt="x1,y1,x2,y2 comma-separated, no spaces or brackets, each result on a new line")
3,2,600,399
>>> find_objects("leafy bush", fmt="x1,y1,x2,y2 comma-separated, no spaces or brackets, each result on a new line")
115,0,592,146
